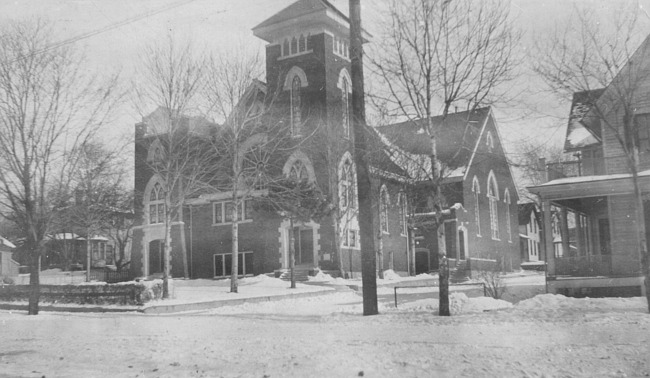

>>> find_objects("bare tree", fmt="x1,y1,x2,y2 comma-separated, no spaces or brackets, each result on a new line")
372,0,520,315
133,38,214,298
204,49,299,293
533,5,650,311
0,20,120,314
370,0,519,316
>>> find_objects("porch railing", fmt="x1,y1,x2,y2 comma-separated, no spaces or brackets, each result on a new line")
554,255,612,277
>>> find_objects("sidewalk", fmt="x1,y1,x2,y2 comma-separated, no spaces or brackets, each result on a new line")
0,275,340,314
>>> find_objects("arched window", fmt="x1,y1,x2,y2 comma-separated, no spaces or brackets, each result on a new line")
379,185,389,234
397,192,407,236
299,34,306,52
148,182,165,224
504,188,512,242
291,76,301,136
342,79,350,138
486,131,495,153
283,39,290,56
289,159,309,183
487,171,499,240
339,155,356,210
305,33,311,50
291,36,297,55
472,176,481,236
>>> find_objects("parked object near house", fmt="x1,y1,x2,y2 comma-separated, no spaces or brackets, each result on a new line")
0,236,19,282
529,37,650,298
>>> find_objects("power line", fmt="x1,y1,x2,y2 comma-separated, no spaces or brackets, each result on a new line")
13,0,224,60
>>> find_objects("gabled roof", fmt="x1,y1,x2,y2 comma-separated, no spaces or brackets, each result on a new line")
564,89,604,152
375,108,490,179
253,0,348,32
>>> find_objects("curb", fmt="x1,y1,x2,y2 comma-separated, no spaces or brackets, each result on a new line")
0,288,337,314
142,288,336,314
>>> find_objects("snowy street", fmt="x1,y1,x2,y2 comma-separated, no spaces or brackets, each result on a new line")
1,282,649,378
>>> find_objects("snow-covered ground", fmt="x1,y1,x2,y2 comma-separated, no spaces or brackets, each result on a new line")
1,271,648,377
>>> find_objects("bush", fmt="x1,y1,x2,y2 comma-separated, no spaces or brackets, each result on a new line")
477,257,507,300
2,276,14,285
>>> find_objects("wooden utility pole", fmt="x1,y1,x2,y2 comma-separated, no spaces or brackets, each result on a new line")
349,0,378,316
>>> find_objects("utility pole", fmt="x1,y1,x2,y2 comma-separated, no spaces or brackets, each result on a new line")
349,0,378,316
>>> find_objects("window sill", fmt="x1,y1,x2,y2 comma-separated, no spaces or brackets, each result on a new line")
278,50,313,61
213,219,253,227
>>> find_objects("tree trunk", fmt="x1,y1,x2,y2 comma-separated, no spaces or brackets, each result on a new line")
408,227,416,276
163,212,172,299
230,200,239,293
290,217,296,289
438,223,450,316
86,228,92,282
377,231,384,279
350,0,378,316
630,153,649,313
28,248,40,315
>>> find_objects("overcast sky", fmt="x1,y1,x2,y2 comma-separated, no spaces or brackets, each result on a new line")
2,0,650,169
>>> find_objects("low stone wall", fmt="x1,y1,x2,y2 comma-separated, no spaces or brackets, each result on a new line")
0,280,164,306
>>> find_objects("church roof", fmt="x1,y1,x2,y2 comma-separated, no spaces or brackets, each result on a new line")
375,108,490,177
253,0,348,32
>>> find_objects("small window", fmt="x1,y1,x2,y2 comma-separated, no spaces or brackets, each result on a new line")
486,131,495,152
213,201,252,224
289,160,309,182
487,172,499,240
504,189,512,243
283,39,290,56
472,176,481,236
299,34,306,52
291,37,297,55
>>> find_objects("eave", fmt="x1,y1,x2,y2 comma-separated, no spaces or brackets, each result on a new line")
528,170,650,201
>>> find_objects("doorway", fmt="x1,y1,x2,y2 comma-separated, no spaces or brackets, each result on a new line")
293,227,313,265
149,239,164,275
415,248,430,274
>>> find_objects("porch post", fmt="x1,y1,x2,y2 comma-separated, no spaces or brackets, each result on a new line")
542,200,555,276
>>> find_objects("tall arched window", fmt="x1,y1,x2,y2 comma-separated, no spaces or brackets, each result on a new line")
148,182,165,224
472,176,481,236
291,76,301,136
298,34,306,52
487,172,499,240
379,185,389,234
283,39,290,56
397,192,407,236
504,188,512,242
291,36,297,55
339,156,356,210
342,79,350,138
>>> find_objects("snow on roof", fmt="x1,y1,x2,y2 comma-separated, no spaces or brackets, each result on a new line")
0,236,16,249
534,169,650,187
48,233,80,241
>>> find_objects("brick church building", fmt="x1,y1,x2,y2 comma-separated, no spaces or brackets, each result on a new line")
131,0,520,280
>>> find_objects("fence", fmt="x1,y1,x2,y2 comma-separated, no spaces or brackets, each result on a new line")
393,282,486,308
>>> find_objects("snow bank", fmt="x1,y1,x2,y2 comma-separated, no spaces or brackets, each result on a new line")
381,269,402,281
308,270,335,282
516,293,647,312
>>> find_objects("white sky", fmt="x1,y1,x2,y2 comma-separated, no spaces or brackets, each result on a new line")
2,0,650,170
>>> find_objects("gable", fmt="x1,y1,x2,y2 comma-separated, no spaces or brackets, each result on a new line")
375,107,489,175
564,89,604,152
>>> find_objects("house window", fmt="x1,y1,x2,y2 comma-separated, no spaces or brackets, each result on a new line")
397,192,407,236
213,200,253,225
339,157,356,209
342,79,350,138
472,176,481,236
504,189,512,243
527,211,540,260
282,39,290,56
379,185,389,234
290,76,301,136
634,113,650,151
487,172,499,240
214,251,253,277
148,182,165,224
333,37,350,58
298,34,306,52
